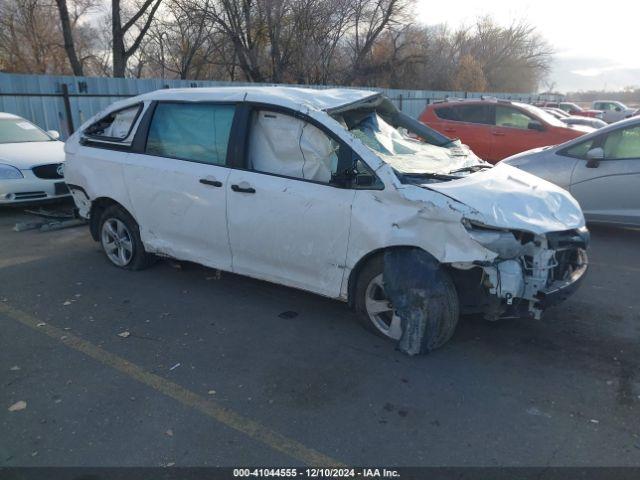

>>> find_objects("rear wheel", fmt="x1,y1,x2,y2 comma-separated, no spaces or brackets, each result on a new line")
354,253,459,352
99,205,153,270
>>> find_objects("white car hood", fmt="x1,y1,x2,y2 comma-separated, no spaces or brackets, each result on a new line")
424,163,585,234
0,141,65,169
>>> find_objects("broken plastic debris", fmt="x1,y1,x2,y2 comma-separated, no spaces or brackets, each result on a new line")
207,390,216,395
590,419,599,424
36,322,46,327
8,400,27,412
117,331,131,338
165,429,174,437
10,365,20,371
63,301,72,306
169,363,181,371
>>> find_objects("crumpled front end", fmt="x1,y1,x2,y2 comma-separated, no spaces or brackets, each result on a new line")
454,222,589,320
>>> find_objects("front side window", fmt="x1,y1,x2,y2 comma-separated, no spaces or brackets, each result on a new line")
446,105,493,125
85,104,141,140
602,126,640,159
0,118,52,144
495,106,536,129
247,110,339,184
146,103,235,165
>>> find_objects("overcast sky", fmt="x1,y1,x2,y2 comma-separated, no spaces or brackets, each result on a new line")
414,0,639,92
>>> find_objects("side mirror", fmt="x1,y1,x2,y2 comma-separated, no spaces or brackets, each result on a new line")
528,121,544,132
47,130,60,140
585,147,604,168
615,107,622,112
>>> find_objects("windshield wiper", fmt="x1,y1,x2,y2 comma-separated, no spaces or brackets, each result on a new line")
448,164,493,174
400,172,459,182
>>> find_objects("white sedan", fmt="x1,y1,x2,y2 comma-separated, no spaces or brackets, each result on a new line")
0,112,69,204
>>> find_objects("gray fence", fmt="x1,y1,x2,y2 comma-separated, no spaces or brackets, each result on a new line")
0,72,562,139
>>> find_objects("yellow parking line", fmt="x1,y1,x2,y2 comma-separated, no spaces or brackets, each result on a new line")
0,302,340,466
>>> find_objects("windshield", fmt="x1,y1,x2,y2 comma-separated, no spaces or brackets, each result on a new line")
518,103,567,128
343,112,484,176
0,118,53,144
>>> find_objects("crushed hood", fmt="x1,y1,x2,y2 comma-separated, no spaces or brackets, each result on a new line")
423,163,585,234
0,141,65,169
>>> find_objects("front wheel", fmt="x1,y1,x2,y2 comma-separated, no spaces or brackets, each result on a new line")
99,205,153,270
354,253,459,354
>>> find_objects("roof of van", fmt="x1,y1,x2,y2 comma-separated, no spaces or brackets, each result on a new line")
137,86,380,111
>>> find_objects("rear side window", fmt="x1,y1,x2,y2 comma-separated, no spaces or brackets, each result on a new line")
85,104,141,140
145,103,235,165
435,105,493,125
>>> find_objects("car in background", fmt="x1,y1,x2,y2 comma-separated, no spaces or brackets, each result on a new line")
561,116,607,129
502,116,640,226
592,100,639,123
0,113,69,205
544,107,571,119
419,99,594,162
539,101,603,119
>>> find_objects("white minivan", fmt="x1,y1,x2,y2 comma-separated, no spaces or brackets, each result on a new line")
64,87,589,354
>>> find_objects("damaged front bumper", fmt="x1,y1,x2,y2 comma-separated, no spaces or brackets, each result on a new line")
455,226,589,320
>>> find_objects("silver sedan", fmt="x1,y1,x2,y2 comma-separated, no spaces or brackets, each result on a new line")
502,117,640,227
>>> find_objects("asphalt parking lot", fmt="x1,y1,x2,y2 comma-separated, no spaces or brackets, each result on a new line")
1,202,640,467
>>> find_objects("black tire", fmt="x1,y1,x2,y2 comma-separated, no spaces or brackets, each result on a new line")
98,204,153,271
354,253,459,353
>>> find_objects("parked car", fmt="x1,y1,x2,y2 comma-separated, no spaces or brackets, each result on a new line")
558,102,604,119
543,107,570,119
419,99,594,162
64,87,589,353
561,116,608,129
592,100,638,123
0,112,69,205
502,116,640,226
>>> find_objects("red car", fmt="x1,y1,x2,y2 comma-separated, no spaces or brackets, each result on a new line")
540,101,604,119
419,99,594,162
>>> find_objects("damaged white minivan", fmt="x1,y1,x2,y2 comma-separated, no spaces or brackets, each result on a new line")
64,87,589,355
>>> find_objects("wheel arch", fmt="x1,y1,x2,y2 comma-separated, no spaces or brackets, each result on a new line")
89,197,135,241
347,245,439,307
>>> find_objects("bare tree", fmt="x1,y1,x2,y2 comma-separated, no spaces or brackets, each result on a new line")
55,0,84,75
111,0,163,77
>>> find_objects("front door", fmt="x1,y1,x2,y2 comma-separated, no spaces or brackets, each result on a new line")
123,102,236,269
226,108,355,297
491,105,547,160
570,123,640,225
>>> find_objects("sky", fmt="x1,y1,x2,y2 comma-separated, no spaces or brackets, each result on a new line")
414,0,640,92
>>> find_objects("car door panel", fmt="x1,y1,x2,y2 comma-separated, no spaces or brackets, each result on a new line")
570,124,640,225
122,101,236,269
226,170,355,297
123,155,232,268
491,106,546,160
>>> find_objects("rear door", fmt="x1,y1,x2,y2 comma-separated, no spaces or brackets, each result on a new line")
431,104,494,161
491,105,547,160
569,123,640,225
122,101,235,269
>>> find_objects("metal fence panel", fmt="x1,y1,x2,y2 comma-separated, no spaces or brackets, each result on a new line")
0,72,562,139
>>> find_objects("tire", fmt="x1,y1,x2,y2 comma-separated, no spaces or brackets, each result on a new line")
354,253,459,353
98,205,153,271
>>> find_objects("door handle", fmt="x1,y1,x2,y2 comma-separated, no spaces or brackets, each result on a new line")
200,178,222,187
443,128,456,132
231,183,256,194
492,131,506,136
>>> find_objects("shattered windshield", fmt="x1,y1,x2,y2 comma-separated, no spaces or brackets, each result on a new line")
343,112,487,179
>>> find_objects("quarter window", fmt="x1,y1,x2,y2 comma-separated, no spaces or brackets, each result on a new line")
145,103,235,165
564,139,595,158
85,104,141,140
